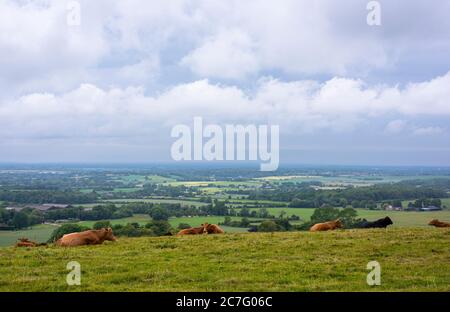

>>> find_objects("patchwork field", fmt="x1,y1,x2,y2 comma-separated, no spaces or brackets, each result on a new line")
0,228,448,291
102,198,209,206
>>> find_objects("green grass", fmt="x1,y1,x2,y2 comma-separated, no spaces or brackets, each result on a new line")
0,224,59,247
0,228,448,291
77,214,152,228
168,216,260,232
77,215,253,233
243,208,450,227
441,198,450,208
3,209,449,247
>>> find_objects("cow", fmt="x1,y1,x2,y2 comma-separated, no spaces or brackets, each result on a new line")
55,227,116,247
15,238,47,248
310,219,343,232
176,224,208,236
358,216,393,229
428,219,450,228
248,226,258,232
203,223,225,234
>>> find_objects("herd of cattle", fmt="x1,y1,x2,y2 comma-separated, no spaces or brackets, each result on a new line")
13,218,450,248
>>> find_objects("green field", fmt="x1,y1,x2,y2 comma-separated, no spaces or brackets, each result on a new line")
0,224,59,247
0,228,448,291
243,208,450,227
77,215,153,228
2,209,450,247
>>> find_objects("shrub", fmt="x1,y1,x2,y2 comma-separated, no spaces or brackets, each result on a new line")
48,224,90,243
149,206,170,221
177,223,191,230
145,220,173,236
93,220,112,230
258,220,279,232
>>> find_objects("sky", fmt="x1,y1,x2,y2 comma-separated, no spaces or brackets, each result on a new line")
0,0,450,166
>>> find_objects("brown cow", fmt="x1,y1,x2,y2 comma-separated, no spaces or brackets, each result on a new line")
203,223,225,234
15,238,47,248
310,219,343,232
428,219,450,228
176,224,207,236
55,227,116,247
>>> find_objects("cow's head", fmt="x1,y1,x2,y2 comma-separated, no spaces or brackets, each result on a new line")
102,227,117,241
201,223,209,234
428,219,439,226
384,216,393,225
334,219,343,228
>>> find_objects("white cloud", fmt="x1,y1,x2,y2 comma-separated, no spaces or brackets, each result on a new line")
1,72,450,141
413,126,445,136
181,29,259,79
384,120,407,134
2,0,450,94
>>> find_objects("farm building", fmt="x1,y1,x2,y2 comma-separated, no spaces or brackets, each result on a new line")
419,206,442,212
384,205,403,211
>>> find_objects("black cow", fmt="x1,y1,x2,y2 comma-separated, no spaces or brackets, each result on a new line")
357,216,393,228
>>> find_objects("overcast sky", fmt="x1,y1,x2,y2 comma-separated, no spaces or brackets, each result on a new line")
1,0,450,166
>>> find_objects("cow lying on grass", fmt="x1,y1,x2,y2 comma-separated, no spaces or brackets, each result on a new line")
357,216,393,229
310,219,343,232
428,219,450,228
15,238,47,248
177,226,207,236
55,227,116,247
177,223,224,235
204,223,225,234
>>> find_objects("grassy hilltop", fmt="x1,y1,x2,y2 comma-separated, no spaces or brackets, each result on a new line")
0,228,449,292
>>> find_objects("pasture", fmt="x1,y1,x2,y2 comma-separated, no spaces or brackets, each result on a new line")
2,209,450,247
242,208,450,227
0,228,448,291
0,224,59,247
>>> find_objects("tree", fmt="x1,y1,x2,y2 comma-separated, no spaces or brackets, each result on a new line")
177,223,191,230
28,209,44,225
240,207,250,217
338,207,359,227
149,206,170,221
212,199,228,215
310,207,340,223
222,216,232,225
257,207,269,218
145,220,173,236
93,220,112,230
240,217,250,227
258,220,279,232
48,224,89,242
12,211,29,229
